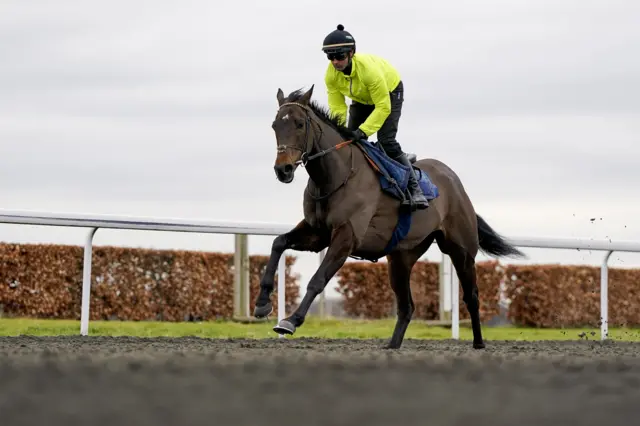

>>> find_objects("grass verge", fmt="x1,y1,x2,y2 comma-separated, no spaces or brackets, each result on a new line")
1,317,639,342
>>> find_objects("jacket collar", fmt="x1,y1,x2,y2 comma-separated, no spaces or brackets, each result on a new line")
340,54,358,77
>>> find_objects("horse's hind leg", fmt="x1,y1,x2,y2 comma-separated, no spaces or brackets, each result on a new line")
437,237,485,349
385,233,437,349
385,252,416,349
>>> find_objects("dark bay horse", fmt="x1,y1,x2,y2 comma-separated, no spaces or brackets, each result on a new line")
253,85,524,349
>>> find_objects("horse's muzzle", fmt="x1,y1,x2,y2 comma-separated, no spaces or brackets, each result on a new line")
274,163,294,183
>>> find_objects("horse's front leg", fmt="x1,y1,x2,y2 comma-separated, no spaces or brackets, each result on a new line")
273,222,355,335
254,220,328,318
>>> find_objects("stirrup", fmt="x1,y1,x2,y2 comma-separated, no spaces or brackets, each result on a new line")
402,188,429,210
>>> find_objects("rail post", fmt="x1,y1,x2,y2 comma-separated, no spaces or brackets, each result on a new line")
601,250,613,340
80,227,98,336
277,253,286,339
234,234,250,319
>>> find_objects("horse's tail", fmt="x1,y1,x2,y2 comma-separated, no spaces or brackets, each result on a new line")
476,214,525,258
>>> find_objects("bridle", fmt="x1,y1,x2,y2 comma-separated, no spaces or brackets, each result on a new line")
277,101,354,167
276,101,355,200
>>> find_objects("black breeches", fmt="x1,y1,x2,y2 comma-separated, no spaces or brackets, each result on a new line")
347,80,405,159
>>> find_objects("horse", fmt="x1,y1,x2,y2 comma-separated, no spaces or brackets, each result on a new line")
253,84,524,349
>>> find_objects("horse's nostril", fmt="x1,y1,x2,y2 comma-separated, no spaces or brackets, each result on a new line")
284,165,293,173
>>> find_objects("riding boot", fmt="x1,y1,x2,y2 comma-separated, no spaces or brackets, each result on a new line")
396,153,429,210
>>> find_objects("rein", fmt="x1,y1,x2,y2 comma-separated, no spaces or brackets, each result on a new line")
277,101,356,201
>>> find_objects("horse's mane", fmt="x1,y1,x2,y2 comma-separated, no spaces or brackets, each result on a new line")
287,88,354,140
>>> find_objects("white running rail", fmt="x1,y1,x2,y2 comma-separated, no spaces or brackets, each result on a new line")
0,209,293,336
442,237,640,341
1,208,639,340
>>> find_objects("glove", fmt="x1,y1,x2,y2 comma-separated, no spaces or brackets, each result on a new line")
351,128,367,141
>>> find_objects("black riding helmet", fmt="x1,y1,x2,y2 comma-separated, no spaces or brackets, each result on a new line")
322,24,356,54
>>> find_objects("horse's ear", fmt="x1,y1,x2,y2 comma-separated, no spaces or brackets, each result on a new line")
277,88,285,106
299,84,314,104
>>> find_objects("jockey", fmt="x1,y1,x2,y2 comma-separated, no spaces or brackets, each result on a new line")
321,24,429,210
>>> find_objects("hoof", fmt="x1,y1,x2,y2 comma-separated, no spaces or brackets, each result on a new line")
254,302,273,318
273,319,296,335
473,342,486,349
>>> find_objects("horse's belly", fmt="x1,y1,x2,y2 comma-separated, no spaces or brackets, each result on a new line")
353,213,398,254
352,199,443,257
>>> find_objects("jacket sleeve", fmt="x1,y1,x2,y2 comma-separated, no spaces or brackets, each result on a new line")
325,72,348,126
358,69,391,136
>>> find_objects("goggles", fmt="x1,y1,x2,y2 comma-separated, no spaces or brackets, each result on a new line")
326,51,348,61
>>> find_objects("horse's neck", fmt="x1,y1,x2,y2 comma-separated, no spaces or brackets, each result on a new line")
305,130,352,189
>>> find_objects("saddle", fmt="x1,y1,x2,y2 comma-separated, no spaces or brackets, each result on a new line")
353,140,439,204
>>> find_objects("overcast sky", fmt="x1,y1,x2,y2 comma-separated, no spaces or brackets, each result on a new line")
1,0,639,299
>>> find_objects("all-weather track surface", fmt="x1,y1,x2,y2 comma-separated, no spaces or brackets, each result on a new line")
1,336,640,426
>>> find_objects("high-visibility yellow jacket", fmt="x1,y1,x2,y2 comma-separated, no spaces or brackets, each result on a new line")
324,52,401,137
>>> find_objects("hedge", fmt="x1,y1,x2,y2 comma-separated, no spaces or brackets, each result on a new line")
0,243,299,321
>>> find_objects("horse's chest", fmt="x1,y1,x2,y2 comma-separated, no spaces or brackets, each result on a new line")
304,198,354,229
303,200,327,227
